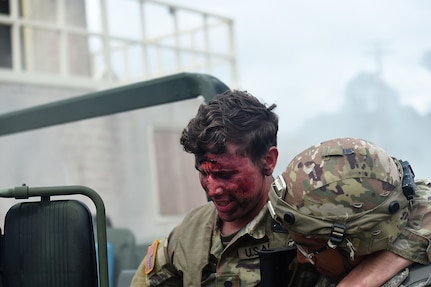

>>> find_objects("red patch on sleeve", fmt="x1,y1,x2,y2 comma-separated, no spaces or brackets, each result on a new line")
144,239,159,274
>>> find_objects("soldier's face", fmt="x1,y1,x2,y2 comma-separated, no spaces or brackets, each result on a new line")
289,232,364,281
195,144,268,224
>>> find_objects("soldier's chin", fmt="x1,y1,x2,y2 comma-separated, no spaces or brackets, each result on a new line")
217,211,235,222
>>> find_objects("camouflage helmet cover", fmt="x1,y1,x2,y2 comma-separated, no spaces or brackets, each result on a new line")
268,137,410,255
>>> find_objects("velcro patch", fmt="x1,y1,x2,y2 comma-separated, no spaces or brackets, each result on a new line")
144,239,159,274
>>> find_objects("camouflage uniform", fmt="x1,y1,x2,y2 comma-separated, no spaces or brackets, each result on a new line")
133,135,431,287
268,137,431,287
131,178,431,287
131,202,291,287
390,178,431,264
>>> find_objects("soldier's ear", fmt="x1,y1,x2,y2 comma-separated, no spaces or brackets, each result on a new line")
262,146,278,176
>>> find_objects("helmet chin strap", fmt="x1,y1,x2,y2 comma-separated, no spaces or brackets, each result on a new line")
331,240,359,284
329,224,358,281
328,223,356,261
324,247,357,284
337,248,356,279
345,238,356,260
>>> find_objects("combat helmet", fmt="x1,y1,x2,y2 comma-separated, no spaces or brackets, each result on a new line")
268,137,415,258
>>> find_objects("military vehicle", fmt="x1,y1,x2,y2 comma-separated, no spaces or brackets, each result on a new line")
0,72,230,287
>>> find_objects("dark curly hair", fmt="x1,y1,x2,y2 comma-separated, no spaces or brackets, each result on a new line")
180,90,278,164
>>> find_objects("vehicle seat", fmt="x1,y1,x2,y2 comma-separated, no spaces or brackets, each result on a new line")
0,185,109,287
2,198,98,287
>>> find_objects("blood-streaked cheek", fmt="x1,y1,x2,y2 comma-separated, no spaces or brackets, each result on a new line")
230,173,256,198
220,158,258,198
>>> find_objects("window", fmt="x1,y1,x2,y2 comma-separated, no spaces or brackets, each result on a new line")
0,0,11,68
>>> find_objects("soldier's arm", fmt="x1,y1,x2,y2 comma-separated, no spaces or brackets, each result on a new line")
131,227,182,287
336,250,411,287
337,179,431,287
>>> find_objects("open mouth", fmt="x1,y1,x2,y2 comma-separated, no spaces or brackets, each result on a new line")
213,200,234,212
215,200,229,206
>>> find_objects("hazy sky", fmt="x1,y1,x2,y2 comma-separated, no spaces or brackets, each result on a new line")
170,0,431,132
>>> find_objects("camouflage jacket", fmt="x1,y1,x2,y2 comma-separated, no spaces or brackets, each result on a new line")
292,179,431,287
131,202,291,287
131,180,431,287
312,264,431,287
389,179,431,264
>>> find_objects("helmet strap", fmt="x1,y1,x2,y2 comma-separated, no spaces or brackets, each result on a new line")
328,223,346,248
337,248,355,278
328,223,356,260
345,238,356,260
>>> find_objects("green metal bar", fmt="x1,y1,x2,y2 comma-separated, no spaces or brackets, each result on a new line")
0,72,229,136
0,185,110,287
